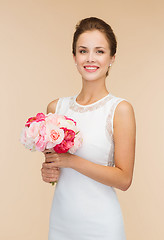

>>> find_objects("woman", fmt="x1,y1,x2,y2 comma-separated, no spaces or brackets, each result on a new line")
41,17,136,240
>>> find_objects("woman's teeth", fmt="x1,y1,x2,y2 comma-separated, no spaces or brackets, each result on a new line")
85,67,98,69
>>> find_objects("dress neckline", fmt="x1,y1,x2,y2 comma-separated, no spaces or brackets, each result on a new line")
74,93,112,107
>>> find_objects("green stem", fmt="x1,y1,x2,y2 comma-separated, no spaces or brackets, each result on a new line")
51,181,58,186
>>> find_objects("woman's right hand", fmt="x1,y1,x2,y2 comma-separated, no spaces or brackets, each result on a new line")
41,149,60,184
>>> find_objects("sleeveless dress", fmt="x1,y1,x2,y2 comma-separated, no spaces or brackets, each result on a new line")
48,92,128,240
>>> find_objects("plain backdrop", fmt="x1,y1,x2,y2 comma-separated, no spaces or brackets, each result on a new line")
0,0,164,239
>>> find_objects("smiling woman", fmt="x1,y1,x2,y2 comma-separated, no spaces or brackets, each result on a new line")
72,17,117,77
41,17,136,240
73,29,114,81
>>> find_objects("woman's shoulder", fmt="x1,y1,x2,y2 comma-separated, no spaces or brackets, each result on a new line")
113,97,136,134
111,94,134,117
109,94,135,128
46,98,59,114
114,99,134,117
46,95,73,114
110,93,133,109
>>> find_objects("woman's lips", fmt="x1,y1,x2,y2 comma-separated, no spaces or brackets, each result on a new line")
84,65,99,73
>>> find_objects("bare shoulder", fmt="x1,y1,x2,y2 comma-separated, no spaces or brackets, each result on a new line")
114,100,136,130
46,98,59,114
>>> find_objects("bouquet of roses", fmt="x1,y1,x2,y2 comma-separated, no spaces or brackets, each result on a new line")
20,113,82,184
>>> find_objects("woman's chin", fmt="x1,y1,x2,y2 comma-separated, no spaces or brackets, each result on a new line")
81,74,106,82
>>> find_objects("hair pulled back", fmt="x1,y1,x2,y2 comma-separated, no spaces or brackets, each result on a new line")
72,17,117,57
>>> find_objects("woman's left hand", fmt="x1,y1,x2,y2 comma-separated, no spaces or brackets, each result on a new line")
43,149,73,169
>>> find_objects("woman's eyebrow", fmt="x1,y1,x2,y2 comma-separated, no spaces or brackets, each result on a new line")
95,47,105,49
78,46,105,49
78,46,87,49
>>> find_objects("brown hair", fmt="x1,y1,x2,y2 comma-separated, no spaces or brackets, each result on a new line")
72,17,117,76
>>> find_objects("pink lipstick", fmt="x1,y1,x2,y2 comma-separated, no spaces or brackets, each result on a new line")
84,65,99,73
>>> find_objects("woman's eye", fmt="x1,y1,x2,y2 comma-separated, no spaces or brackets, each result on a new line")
80,50,86,53
97,50,104,54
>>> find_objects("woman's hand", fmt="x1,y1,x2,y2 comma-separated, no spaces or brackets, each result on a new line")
43,149,73,168
41,149,73,184
41,149,60,184
41,163,60,184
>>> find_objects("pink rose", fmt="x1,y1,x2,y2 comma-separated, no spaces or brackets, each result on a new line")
53,128,75,153
54,140,74,153
20,127,36,151
63,127,76,141
45,123,64,149
39,123,46,136
45,113,60,126
35,135,46,151
25,113,45,127
27,122,40,139
33,123,47,151
69,131,83,154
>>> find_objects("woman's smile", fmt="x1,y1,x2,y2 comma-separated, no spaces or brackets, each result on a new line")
84,65,99,72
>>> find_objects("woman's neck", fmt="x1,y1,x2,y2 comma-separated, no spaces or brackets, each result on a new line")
78,77,109,100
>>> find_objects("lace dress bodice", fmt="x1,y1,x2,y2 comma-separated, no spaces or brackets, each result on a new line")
55,93,128,167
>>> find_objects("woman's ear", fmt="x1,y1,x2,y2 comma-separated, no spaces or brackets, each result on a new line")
111,54,116,64
73,54,76,64
109,55,116,67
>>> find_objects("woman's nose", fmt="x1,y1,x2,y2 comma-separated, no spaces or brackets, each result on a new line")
86,52,95,62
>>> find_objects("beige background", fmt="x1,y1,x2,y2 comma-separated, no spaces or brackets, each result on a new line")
0,0,164,239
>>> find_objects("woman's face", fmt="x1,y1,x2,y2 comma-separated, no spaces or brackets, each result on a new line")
73,30,115,82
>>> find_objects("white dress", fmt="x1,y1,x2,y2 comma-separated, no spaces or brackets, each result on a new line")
48,92,128,240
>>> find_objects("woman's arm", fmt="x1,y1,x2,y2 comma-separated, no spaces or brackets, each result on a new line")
71,100,136,191
112,100,136,190
44,100,136,191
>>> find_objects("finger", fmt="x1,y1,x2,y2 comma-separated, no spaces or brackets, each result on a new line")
42,175,59,183
42,162,59,169
42,163,59,171
45,152,58,158
41,167,60,175
45,155,59,163
41,168,60,177
42,162,59,168
42,172,59,178
45,158,55,163
45,158,56,163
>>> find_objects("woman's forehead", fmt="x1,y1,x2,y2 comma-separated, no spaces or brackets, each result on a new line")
76,30,109,48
